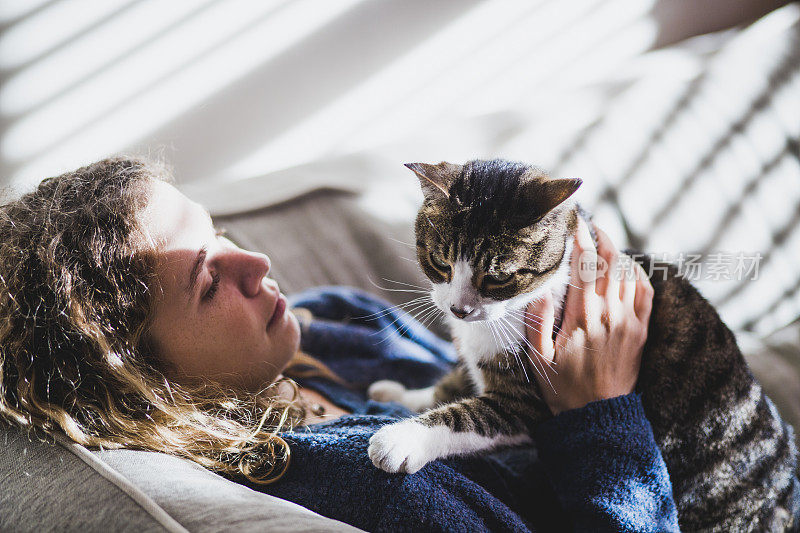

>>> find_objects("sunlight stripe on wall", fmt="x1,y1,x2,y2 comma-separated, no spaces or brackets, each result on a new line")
0,0,219,116
7,0,364,190
0,0,135,69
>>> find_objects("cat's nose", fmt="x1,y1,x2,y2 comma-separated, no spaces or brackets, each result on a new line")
450,305,474,319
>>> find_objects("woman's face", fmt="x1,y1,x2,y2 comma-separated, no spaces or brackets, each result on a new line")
141,181,299,390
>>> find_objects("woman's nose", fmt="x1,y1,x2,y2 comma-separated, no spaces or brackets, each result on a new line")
227,249,270,297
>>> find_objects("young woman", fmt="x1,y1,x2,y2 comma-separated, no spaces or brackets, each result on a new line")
0,157,677,531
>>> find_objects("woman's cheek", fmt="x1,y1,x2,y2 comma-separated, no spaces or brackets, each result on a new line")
227,302,265,345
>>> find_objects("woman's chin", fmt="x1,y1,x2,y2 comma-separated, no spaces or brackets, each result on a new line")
285,310,301,351
274,312,302,373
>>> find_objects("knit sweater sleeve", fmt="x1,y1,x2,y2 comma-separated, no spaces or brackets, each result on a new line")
533,393,680,533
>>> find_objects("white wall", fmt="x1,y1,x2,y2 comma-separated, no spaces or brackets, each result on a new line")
0,0,781,192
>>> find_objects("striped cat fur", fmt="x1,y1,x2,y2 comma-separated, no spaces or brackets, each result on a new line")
367,159,798,531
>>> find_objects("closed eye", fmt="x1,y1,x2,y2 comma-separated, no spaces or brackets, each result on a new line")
201,228,226,302
204,271,220,301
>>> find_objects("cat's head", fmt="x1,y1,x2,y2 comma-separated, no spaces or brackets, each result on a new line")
409,159,581,322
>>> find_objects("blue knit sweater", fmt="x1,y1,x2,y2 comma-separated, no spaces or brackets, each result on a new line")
244,287,680,532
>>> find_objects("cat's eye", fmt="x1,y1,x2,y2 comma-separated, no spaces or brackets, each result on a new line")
486,271,514,284
429,252,450,271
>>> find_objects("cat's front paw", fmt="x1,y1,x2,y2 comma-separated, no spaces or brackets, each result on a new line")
368,420,435,474
367,380,406,402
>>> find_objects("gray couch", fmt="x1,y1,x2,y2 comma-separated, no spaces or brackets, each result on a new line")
3,187,798,532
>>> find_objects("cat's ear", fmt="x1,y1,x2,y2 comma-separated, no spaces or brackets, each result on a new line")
405,162,462,200
512,178,582,227
539,178,582,211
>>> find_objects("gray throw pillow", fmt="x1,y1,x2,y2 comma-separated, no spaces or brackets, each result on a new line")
0,423,361,532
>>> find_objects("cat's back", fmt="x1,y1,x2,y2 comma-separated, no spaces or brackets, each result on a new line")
632,253,798,532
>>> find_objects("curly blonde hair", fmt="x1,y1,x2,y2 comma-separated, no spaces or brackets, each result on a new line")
0,157,303,483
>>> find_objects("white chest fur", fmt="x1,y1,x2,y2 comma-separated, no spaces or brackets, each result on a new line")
444,239,573,394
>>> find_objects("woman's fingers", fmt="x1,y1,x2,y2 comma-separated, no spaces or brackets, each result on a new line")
565,218,598,330
526,293,555,363
620,257,637,308
573,220,597,294
633,261,654,324
594,225,619,300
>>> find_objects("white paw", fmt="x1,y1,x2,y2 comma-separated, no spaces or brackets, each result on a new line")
368,380,406,402
368,420,434,474
398,386,436,412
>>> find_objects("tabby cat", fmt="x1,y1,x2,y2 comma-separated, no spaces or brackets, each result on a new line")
366,159,798,531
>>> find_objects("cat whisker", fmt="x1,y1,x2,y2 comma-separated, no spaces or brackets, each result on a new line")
512,349,531,384
497,316,549,387
527,350,558,394
509,310,601,353
369,299,436,340
374,312,425,345
486,320,502,354
506,310,545,326
402,299,439,323
507,328,558,393
492,317,531,383
504,311,572,352
506,310,563,337
363,277,430,299
355,295,432,320
490,320,529,383
511,309,558,328
498,315,558,376
402,303,444,338
407,300,448,330
378,286,430,294
378,277,431,291
487,320,508,353
414,303,440,325
491,318,514,354
487,321,510,364
509,310,576,340
419,308,443,331
511,303,583,340
514,331,557,373
387,236,417,249
398,300,438,325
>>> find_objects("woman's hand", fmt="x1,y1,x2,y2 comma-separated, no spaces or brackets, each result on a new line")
525,219,654,415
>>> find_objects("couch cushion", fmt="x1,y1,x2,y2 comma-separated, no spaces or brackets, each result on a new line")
94,448,361,533
0,424,183,533
0,423,361,532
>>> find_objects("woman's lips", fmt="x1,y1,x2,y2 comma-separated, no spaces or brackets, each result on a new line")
267,295,286,330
